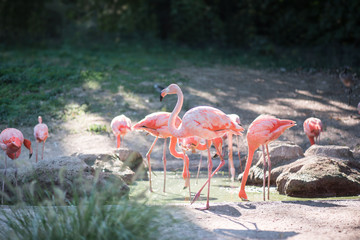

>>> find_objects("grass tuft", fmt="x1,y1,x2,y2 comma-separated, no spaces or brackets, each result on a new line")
87,124,108,134
0,171,178,240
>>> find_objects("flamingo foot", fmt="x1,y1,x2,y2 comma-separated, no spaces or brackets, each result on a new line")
195,205,210,211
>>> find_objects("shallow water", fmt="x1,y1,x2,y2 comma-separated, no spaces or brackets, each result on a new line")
129,171,359,204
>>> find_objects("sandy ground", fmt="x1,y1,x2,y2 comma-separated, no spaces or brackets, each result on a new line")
1,66,360,239
164,200,360,240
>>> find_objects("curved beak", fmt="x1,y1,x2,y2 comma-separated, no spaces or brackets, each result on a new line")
160,88,167,102
29,152,33,159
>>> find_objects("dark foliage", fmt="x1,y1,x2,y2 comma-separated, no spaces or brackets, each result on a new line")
1,0,359,47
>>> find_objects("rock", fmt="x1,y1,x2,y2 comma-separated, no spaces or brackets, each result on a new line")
0,156,130,202
116,148,146,172
238,141,304,185
305,145,354,160
276,152,360,197
75,150,147,183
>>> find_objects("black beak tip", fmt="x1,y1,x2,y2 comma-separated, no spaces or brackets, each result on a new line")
29,153,33,159
160,95,163,102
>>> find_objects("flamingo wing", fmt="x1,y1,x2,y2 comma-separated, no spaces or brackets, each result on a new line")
248,115,295,144
34,124,49,142
183,106,243,139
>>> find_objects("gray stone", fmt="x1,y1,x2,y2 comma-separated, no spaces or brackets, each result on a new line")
238,141,304,185
305,145,354,160
276,154,360,197
75,149,147,183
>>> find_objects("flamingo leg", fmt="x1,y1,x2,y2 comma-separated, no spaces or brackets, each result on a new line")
36,141,39,163
162,138,167,193
2,153,7,204
261,145,267,201
192,140,225,207
266,144,271,200
116,135,121,149
42,141,45,161
15,161,18,188
205,140,213,210
196,154,202,184
236,135,242,173
182,149,191,200
348,88,352,105
228,133,235,181
146,137,159,192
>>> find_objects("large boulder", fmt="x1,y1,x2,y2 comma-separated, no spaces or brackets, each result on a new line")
276,145,360,197
237,141,304,185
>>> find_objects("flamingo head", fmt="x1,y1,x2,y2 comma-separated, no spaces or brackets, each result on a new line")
132,121,144,131
227,114,241,126
284,120,297,130
160,84,180,101
38,116,43,124
180,137,199,153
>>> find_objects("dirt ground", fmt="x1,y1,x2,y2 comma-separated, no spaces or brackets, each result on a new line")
2,66,360,239
164,200,360,240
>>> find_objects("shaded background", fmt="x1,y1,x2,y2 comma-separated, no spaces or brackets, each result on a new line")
1,0,359,53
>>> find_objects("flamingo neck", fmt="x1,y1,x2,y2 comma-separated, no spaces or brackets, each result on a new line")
240,145,256,191
168,137,184,159
168,86,186,138
308,136,315,145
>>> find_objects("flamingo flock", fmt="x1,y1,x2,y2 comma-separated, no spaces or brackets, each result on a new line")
0,82,338,209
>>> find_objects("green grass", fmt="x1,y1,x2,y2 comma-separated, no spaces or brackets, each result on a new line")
1,40,356,126
0,42,193,126
87,124,108,134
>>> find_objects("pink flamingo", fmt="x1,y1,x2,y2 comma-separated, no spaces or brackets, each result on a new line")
303,117,323,145
133,112,191,194
160,83,244,209
34,116,49,163
239,115,296,201
111,115,132,148
0,128,33,203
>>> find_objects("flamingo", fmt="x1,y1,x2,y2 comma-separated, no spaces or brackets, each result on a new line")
160,83,244,209
34,116,49,163
339,67,355,105
0,128,33,203
110,115,132,149
303,117,323,145
239,115,296,201
133,112,191,194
